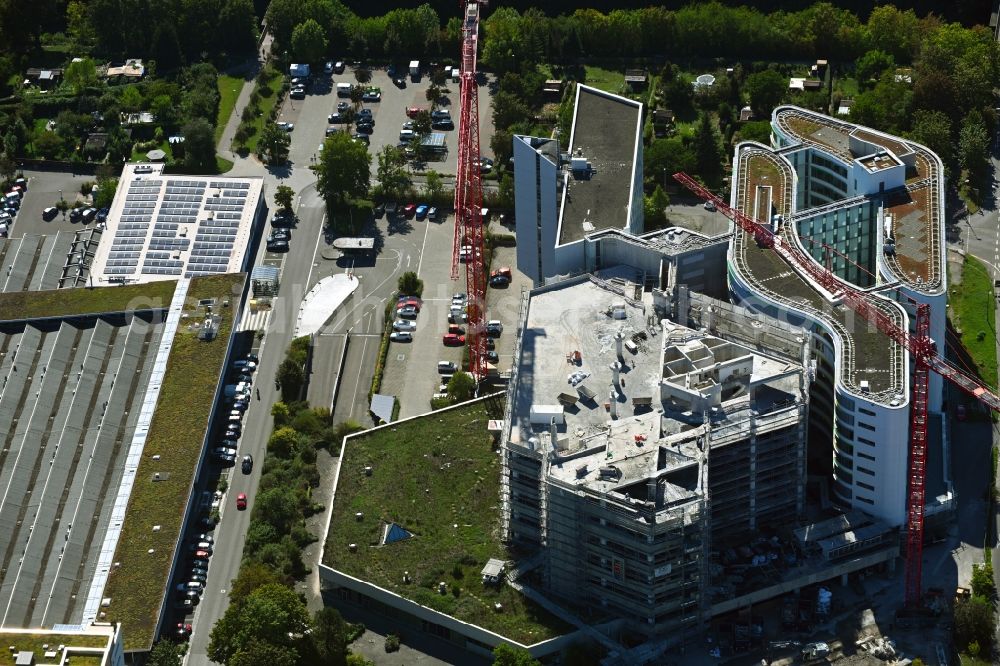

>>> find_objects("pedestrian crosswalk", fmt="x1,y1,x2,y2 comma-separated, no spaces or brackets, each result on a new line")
240,307,271,333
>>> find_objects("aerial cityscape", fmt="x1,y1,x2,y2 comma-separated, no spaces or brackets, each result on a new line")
0,1,997,665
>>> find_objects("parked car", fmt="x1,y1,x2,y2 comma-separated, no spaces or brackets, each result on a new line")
271,211,295,227
337,101,349,112
267,239,290,253
324,61,334,74
490,273,510,287
242,454,253,474
431,109,451,120
328,113,347,124
353,133,370,145
276,121,294,132
290,87,306,100
452,292,467,303
96,207,110,222
447,324,465,336
334,61,345,73
442,333,465,346
393,319,417,332
479,157,494,173
393,76,406,88
389,331,413,343
269,228,291,243
406,106,426,118
438,361,458,373
69,208,83,222
191,548,211,559
432,119,454,130
42,206,57,221
704,200,716,211
401,120,415,130
486,320,503,335
233,359,256,371
362,88,381,102
396,297,421,310
397,306,418,319
403,203,417,217
428,207,438,220
487,351,499,363
415,204,429,220
355,122,374,134
176,623,193,640
236,492,247,510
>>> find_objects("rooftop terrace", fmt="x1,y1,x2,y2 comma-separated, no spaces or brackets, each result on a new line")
773,106,944,293
733,146,906,400
322,399,571,646
558,86,641,245
0,623,119,666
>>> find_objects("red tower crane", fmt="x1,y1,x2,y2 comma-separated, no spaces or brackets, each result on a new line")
452,1,488,380
674,172,1000,608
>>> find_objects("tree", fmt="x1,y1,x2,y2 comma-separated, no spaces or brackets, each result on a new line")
423,169,443,201
311,607,350,666
425,83,440,108
255,488,301,533
182,118,217,172
277,358,305,402
745,70,785,117
953,596,994,659
290,19,327,65
34,131,64,159
958,111,989,177
447,372,475,402
644,138,695,185
219,0,258,54
147,640,184,666
93,177,118,209
258,124,291,164
498,173,514,209
207,583,311,664
268,427,300,458
315,133,372,207
971,561,994,600
120,86,144,114
855,50,895,86
375,145,410,201
412,110,432,148
907,110,953,173
64,57,98,93
643,185,669,229
354,68,372,85
229,562,285,606
271,401,291,427
737,121,774,145
692,114,723,184
150,95,178,131
493,643,541,666
397,271,424,297
230,641,297,666
274,185,295,212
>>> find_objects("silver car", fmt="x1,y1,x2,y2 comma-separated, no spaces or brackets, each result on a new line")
393,319,416,332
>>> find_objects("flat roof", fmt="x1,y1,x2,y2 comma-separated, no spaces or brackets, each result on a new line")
89,163,263,285
321,399,571,645
0,231,91,291
0,313,165,628
773,106,944,293
732,145,906,400
558,86,641,245
509,276,802,488
0,623,119,665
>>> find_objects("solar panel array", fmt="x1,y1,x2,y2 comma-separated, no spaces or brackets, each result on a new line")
101,177,255,278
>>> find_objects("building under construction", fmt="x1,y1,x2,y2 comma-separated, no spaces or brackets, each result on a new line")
501,274,811,635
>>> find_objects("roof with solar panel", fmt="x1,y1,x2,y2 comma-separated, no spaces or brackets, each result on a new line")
89,163,264,284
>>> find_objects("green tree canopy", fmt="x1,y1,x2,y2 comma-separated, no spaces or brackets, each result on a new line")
855,49,895,85
423,169,444,201
493,643,541,666
291,19,328,64
311,607,350,666
64,57,98,93
277,358,305,402
274,185,295,211
207,583,311,665
745,70,785,116
258,124,291,165
181,118,217,173
315,133,372,207
692,114,723,185
230,640,298,666
958,110,989,177
643,185,670,229
397,271,424,297
447,372,475,402
147,640,184,666
907,110,953,173
954,596,994,659
375,145,410,201
228,561,286,606
268,426,300,458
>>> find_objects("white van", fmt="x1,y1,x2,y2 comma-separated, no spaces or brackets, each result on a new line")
399,129,415,142
336,82,352,97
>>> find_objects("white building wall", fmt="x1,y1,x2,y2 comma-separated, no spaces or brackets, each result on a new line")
513,136,558,285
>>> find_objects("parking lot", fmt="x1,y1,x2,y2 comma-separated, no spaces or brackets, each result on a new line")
10,169,97,239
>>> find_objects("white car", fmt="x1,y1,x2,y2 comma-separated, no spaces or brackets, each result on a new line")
324,61,334,74
276,121,294,132
393,319,416,332
389,331,413,343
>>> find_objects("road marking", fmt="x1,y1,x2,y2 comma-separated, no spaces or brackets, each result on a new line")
326,249,402,332
348,310,374,419
304,213,327,290
415,214,431,277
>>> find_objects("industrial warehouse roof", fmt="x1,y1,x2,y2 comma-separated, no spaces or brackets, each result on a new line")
89,163,263,285
557,85,642,245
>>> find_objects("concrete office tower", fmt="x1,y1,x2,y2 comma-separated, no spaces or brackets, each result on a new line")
501,276,809,636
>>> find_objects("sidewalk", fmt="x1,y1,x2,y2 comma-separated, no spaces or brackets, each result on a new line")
216,32,274,169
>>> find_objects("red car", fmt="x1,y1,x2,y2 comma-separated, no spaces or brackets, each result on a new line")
403,203,417,218
176,623,193,640
406,106,426,118
443,333,465,346
236,492,247,510
396,298,421,311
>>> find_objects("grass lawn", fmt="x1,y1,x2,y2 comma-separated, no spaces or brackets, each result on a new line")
244,68,284,153
0,281,176,321
101,273,245,651
324,399,572,645
216,74,246,143
582,66,624,94
130,139,171,164
950,255,997,389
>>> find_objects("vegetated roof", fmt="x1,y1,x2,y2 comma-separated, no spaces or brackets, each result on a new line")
100,273,245,651
0,279,176,322
733,146,905,400
558,85,641,245
323,399,571,645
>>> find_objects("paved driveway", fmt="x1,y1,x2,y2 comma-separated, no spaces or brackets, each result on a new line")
10,170,95,239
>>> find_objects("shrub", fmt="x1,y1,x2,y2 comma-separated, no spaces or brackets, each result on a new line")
384,634,400,653
80,180,95,195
